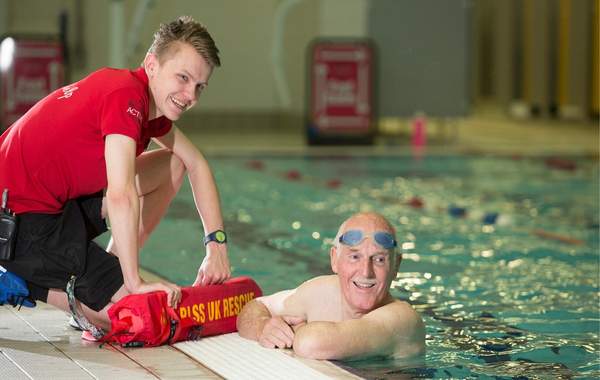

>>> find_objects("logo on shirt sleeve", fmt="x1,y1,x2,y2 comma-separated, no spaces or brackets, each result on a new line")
126,100,143,122
57,85,78,99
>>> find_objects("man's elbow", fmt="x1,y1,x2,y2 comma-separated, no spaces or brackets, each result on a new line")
105,186,137,206
394,314,426,358
236,316,251,340
293,336,330,360
236,316,260,341
292,328,340,360
236,306,254,340
236,299,268,341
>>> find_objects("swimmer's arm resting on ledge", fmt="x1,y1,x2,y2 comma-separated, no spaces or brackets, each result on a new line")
237,289,305,348
236,298,273,341
237,283,426,360
292,302,426,361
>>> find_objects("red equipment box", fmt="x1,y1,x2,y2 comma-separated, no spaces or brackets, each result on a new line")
0,37,64,129
306,39,375,145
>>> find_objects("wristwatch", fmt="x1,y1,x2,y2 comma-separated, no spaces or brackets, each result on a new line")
203,230,227,245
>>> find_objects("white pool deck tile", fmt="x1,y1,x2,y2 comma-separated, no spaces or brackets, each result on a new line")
176,333,361,380
0,302,222,379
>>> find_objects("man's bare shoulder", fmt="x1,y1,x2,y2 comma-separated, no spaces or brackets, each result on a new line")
258,275,337,317
374,298,417,313
296,275,337,292
366,299,422,327
294,275,340,303
296,275,342,322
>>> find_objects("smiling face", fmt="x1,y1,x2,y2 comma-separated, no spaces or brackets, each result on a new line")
330,213,401,317
144,41,213,121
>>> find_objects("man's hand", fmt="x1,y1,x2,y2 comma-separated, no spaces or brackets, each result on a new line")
128,280,182,309
193,242,231,286
258,315,305,349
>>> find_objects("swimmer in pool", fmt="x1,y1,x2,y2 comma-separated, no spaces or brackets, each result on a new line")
237,212,425,360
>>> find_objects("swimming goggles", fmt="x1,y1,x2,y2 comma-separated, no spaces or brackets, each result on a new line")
338,230,397,249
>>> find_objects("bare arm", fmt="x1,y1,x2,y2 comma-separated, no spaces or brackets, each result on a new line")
154,126,230,285
237,299,272,341
237,290,305,348
292,301,425,361
104,134,143,290
105,134,181,307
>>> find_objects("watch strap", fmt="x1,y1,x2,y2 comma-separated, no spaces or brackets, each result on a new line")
203,230,227,245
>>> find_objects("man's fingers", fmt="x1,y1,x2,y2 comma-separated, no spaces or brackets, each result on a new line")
282,315,305,326
215,273,227,284
258,337,275,349
262,333,290,349
201,273,213,286
277,323,295,342
172,288,181,308
201,271,229,285
162,283,181,308
263,319,294,346
193,271,231,286
138,282,181,308
193,271,205,287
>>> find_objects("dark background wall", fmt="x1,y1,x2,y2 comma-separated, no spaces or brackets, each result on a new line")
368,0,472,117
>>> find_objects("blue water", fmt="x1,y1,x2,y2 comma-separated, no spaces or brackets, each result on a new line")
141,154,599,379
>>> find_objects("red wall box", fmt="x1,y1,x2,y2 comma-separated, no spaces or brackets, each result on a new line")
1,37,64,129
306,39,375,145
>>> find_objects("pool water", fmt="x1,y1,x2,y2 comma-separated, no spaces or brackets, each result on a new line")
140,154,599,379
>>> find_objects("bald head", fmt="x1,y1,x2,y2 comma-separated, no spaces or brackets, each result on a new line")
334,212,397,252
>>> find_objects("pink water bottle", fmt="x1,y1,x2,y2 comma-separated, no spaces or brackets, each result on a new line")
411,112,427,148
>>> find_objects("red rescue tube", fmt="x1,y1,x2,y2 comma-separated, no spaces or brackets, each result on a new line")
103,276,262,347
176,276,263,338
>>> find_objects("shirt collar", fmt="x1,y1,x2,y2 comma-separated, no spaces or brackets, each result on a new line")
131,67,149,87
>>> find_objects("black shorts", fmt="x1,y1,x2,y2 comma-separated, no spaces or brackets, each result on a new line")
0,193,124,311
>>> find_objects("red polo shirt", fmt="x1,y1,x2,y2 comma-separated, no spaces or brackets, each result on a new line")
0,67,172,214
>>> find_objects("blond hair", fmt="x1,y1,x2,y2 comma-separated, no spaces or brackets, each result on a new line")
148,16,221,67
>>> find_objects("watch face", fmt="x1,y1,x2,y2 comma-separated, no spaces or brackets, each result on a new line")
215,230,226,243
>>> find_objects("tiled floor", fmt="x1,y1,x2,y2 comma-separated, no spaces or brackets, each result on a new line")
1,107,597,379
0,284,357,379
0,270,221,380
